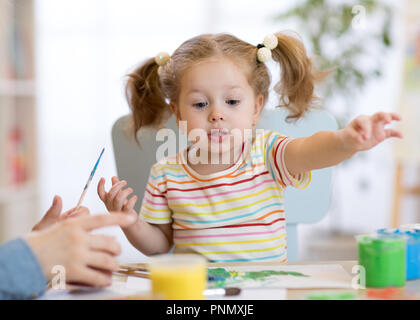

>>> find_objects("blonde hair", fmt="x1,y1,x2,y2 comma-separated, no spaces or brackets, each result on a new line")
125,32,328,142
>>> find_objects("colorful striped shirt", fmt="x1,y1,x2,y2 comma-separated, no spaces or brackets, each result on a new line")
139,130,311,262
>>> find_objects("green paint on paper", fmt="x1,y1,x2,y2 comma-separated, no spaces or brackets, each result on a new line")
207,267,309,288
306,292,356,300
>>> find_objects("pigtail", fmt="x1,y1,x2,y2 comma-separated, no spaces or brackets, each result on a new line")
271,32,329,121
125,58,170,143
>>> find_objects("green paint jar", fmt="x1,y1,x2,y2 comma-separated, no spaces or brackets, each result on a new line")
356,234,406,288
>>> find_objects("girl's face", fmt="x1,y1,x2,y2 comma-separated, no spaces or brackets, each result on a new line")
171,58,264,163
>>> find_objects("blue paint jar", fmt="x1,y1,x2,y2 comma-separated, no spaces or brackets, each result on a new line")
378,228,420,280
400,224,420,231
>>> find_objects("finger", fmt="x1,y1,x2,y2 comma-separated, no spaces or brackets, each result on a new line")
373,112,402,125
32,195,63,231
123,195,138,212
376,112,401,122
106,181,127,202
372,112,390,124
69,266,112,287
67,206,90,219
86,252,120,272
60,209,75,221
80,213,136,231
60,205,87,220
46,195,63,220
97,178,107,201
111,176,120,186
389,113,402,121
88,234,121,256
385,129,403,139
354,116,372,140
113,188,133,210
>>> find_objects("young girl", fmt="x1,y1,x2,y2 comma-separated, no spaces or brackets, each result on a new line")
97,32,402,263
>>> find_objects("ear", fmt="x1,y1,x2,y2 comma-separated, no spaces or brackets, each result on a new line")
170,101,180,123
170,101,187,135
252,94,264,126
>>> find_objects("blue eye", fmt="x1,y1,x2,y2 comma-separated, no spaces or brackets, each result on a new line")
193,102,208,108
226,99,240,106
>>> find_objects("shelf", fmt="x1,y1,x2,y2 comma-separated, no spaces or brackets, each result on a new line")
0,80,36,97
0,181,37,204
0,0,37,243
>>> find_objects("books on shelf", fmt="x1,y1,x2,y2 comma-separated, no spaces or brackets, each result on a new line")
0,0,36,197
0,80,35,96
0,0,37,243
0,0,13,80
0,97,34,190
0,0,34,80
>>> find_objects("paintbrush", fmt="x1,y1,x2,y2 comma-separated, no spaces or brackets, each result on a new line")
75,147,105,210
119,264,148,272
204,287,241,297
114,269,149,279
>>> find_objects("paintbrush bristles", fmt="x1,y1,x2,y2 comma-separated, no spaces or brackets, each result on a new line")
114,269,150,279
225,287,241,296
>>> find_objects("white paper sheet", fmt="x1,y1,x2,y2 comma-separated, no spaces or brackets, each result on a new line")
38,276,151,300
208,288,287,300
38,264,353,299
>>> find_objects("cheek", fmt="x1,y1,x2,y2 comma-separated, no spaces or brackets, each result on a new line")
182,109,205,124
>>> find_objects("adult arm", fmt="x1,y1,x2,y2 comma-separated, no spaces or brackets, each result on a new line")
0,238,47,300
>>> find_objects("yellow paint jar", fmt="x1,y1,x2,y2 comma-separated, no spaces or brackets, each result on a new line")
149,254,207,300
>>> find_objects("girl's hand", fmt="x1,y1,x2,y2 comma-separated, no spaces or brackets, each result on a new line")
339,112,403,152
97,176,138,226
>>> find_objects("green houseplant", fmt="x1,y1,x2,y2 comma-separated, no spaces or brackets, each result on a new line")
275,0,393,127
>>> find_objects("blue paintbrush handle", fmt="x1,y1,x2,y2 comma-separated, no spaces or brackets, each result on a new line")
77,147,105,208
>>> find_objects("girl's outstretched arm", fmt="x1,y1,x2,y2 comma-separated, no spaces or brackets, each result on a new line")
284,112,403,176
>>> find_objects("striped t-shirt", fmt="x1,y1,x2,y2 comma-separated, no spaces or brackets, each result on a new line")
139,130,311,263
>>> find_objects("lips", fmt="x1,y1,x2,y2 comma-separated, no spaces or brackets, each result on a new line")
208,129,229,135
208,129,229,143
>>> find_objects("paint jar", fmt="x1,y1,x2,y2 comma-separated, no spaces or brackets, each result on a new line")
356,234,406,288
405,230,420,280
149,254,207,300
400,224,420,231
378,228,420,280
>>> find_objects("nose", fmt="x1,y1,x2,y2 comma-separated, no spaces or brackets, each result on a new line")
208,107,225,122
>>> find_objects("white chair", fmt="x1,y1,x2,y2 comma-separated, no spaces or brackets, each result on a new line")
112,108,337,261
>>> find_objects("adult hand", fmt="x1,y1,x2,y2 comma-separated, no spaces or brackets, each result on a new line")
25,213,136,287
32,195,89,232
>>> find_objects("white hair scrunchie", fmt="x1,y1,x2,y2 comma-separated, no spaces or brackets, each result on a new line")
256,34,279,63
155,51,170,76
